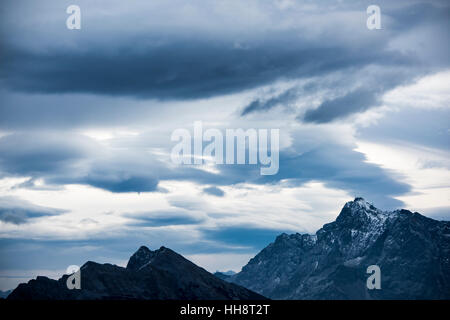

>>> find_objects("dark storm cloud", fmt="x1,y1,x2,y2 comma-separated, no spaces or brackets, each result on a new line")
241,87,300,116
0,132,224,194
0,39,401,99
2,1,440,101
302,88,379,123
203,186,225,197
0,196,65,224
0,132,162,193
0,132,220,194
237,1,450,120
124,210,204,227
78,174,159,193
0,133,161,193
0,1,446,128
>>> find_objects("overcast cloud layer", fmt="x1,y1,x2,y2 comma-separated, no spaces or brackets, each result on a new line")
0,0,449,290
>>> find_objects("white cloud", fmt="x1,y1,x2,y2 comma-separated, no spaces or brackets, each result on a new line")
383,70,450,110
355,141,450,216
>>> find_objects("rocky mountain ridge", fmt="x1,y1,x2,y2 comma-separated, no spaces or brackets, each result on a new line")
230,198,450,299
8,246,265,300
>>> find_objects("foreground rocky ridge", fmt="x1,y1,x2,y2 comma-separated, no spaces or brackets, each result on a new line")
230,198,450,299
8,246,265,300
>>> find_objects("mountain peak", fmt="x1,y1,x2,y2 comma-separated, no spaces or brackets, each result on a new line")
340,197,382,217
232,199,450,300
333,198,389,231
8,245,266,300
348,197,376,210
137,245,151,252
126,245,155,271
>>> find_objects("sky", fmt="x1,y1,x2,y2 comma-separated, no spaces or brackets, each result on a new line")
0,0,449,291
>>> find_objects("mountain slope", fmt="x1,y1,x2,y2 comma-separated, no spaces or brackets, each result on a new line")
7,246,266,300
231,198,450,299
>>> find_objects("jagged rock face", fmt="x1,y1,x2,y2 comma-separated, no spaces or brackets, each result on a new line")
126,246,155,271
8,246,266,300
231,198,450,300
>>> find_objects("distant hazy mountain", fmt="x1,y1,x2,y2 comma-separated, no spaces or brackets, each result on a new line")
213,270,236,281
0,290,12,299
231,198,450,299
7,246,265,300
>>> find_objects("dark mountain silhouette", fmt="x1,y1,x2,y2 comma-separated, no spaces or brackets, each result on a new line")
230,198,450,299
7,246,265,300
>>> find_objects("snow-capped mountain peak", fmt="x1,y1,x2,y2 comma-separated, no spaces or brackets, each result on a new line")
231,199,450,299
